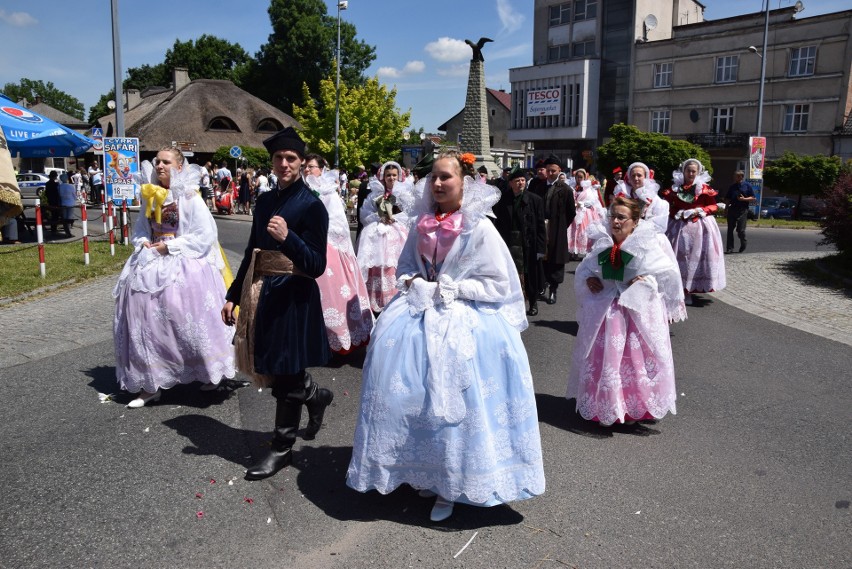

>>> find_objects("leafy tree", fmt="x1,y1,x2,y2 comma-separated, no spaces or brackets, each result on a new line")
212,146,270,170
164,35,251,83
596,124,713,189
88,90,115,124
293,76,410,172
819,168,852,258
243,0,376,113
2,78,85,121
763,152,842,218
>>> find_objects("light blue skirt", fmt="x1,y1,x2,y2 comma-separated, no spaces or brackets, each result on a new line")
346,299,545,506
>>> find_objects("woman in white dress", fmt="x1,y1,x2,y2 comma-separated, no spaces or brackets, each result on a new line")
347,152,545,522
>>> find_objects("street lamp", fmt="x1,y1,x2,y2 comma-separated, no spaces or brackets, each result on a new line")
335,1,348,170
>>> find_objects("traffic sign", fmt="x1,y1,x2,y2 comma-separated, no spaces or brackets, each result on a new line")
91,127,104,155
229,146,242,158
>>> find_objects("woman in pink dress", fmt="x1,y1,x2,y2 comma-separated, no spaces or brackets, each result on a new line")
356,161,416,313
567,169,605,258
567,196,686,426
303,155,374,354
660,158,726,305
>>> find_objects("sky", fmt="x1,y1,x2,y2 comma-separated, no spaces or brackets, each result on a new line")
0,0,847,133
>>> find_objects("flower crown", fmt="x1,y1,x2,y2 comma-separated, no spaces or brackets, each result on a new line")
459,153,476,167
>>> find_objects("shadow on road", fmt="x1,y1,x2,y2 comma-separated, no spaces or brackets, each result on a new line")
266,445,528,530
83,365,247,408
535,394,661,438
531,319,579,336
163,414,260,468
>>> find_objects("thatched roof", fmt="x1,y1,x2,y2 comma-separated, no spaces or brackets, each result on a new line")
97,78,299,154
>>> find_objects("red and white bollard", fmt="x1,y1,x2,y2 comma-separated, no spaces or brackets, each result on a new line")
101,192,107,235
81,203,90,265
121,200,129,246
107,201,115,256
35,203,46,277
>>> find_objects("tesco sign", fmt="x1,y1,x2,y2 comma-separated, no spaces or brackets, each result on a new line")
527,88,561,116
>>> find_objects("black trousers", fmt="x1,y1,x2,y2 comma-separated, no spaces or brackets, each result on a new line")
544,261,566,289
726,210,748,251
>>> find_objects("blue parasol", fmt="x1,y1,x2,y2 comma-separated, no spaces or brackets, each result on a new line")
0,94,95,158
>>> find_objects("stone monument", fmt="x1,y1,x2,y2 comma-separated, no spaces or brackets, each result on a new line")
459,37,500,177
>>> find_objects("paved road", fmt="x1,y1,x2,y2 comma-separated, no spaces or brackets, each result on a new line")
0,222,849,568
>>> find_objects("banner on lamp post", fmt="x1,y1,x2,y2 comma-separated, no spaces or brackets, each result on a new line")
748,136,766,180
103,137,139,204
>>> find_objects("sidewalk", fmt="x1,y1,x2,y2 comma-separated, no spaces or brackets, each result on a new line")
0,249,849,369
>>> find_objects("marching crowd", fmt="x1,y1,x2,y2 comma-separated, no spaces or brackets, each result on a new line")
113,126,737,522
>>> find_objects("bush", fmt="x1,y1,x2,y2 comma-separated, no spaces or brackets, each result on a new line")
819,171,852,258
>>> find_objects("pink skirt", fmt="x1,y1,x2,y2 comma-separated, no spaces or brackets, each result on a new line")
316,243,374,353
568,298,677,425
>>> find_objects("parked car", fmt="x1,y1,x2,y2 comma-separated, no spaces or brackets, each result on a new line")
798,198,827,221
760,196,797,219
15,172,49,200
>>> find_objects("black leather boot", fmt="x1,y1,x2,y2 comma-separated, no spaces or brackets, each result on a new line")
547,288,557,305
304,381,334,441
245,397,302,481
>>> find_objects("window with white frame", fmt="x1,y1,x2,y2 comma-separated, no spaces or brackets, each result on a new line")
788,46,816,77
715,55,739,83
711,107,735,133
549,3,570,26
783,104,810,132
653,62,672,88
574,0,597,21
548,44,571,62
573,40,595,57
651,110,670,134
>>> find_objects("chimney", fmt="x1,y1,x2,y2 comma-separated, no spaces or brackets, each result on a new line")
173,67,191,93
125,89,141,111
34,95,43,105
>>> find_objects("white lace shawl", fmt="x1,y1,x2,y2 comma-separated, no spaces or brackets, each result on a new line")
671,170,713,197
359,175,416,229
373,175,526,425
306,169,353,251
113,161,224,296
574,221,686,361
612,179,669,233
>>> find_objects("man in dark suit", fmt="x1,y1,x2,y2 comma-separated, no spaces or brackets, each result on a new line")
222,127,335,481
526,159,548,200
541,155,576,305
493,166,546,316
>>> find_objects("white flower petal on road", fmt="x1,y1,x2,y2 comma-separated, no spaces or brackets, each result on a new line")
634,511,641,515
143,427,150,433
97,393,114,403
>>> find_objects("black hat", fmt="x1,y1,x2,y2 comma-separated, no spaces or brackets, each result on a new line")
507,165,526,181
412,153,435,178
543,155,562,168
534,159,546,168
263,127,306,157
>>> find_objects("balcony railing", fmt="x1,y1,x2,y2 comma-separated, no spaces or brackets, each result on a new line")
686,133,749,148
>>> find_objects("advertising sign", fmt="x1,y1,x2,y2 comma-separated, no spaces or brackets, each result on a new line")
748,136,766,180
103,137,139,203
526,88,561,117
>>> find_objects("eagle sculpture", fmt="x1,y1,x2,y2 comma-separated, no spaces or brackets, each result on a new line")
465,37,493,62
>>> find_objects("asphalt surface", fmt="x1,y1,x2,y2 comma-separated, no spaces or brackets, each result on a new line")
0,217,849,569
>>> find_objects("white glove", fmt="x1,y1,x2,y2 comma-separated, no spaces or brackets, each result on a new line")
405,278,438,315
697,208,707,218
437,274,458,306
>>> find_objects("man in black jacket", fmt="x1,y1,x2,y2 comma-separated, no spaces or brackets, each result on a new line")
222,128,334,481
493,166,546,316
541,156,576,305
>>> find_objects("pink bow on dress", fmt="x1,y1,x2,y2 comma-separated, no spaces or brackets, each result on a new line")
416,212,463,267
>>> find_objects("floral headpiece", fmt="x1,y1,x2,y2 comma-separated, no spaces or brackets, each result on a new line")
459,153,476,167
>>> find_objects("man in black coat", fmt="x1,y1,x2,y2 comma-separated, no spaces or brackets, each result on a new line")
222,127,334,481
493,166,546,316
526,159,548,200
542,155,576,305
